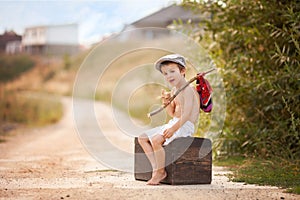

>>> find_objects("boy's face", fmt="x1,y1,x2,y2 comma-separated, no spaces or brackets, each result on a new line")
161,63,185,87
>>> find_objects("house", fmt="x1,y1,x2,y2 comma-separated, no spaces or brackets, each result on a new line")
6,41,22,54
0,30,22,53
120,4,208,40
22,23,79,55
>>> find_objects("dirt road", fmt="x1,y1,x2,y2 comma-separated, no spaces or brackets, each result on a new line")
0,98,298,200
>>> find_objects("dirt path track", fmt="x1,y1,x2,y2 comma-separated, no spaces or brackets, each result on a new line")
0,98,298,200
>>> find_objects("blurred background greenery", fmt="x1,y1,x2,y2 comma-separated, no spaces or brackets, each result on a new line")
180,0,299,161
180,0,299,193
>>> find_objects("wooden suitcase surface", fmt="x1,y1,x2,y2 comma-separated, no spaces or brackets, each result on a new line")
134,137,212,185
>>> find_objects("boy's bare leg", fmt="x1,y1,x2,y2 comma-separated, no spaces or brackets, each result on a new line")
138,134,157,170
147,135,167,185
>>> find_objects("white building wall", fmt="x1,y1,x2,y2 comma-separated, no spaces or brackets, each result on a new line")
6,41,22,54
46,24,78,45
22,24,78,46
22,26,47,46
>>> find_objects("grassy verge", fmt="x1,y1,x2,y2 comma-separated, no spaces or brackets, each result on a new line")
214,156,300,194
0,54,35,82
0,90,63,137
0,54,64,134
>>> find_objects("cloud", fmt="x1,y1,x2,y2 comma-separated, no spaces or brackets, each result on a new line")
76,0,172,45
77,6,106,44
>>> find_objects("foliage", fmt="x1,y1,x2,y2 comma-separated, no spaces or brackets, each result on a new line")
0,54,35,82
181,0,300,160
63,54,71,70
0,89,63,127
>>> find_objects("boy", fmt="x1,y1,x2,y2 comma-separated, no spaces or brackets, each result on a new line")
138,54,200,185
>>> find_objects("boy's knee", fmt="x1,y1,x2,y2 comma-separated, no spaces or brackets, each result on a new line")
151,135,164,148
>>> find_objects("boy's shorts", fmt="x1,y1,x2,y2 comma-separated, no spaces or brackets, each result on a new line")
144,117,195,146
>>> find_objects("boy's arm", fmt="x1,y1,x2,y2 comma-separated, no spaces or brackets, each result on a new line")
164,100,175,117
161,89,175,117
163,88,195,138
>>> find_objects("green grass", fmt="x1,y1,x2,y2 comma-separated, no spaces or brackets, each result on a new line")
0,90,63,128
0,54,64,141
0,91,63,143
215,156,300,194
0,54,35,83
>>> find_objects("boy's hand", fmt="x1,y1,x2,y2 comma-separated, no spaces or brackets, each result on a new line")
163,128,175,139
161,89,171,106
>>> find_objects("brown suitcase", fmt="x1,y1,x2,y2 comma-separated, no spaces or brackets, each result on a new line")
134,137,212,185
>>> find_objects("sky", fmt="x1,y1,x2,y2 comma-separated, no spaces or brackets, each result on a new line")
0,0,179,46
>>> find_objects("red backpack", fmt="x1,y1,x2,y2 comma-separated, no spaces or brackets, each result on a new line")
196,74,213,112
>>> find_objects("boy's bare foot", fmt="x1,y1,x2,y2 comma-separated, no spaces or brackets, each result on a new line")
147,171,167,185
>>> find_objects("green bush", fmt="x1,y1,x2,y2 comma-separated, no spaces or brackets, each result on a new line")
0,54,35,82
182,0,300,159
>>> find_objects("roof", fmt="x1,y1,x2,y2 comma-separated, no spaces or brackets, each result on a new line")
24,23,78,31
130,4,204,28
0,30,22,50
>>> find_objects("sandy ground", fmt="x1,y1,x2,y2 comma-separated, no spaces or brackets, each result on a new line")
0,98,299,200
